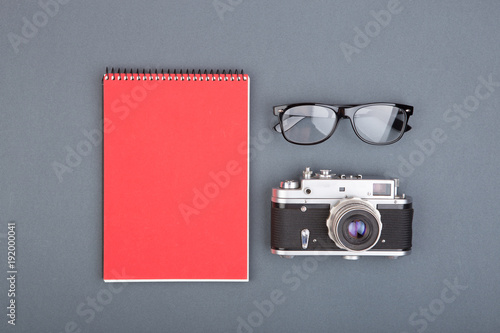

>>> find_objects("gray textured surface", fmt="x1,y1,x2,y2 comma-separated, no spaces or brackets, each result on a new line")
1,1,500,332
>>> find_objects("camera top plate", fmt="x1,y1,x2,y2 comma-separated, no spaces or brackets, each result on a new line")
272,167,411,206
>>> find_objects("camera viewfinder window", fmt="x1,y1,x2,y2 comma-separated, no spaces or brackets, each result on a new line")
373,183,391,196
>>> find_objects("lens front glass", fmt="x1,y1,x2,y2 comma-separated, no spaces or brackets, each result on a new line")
353,105,406,144
339,211,379,251
348,220,366,239
281,105,336,144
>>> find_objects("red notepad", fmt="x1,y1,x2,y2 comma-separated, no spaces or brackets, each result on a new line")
103,69,249,282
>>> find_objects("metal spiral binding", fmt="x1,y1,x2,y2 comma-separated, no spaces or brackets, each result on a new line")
104,67,247,82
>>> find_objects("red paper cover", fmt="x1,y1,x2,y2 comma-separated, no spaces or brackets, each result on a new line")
103,71,249,281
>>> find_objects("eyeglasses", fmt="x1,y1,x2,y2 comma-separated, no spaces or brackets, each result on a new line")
273,103,413,145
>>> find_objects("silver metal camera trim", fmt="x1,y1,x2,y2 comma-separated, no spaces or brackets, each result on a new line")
272,197,412,206
273,179,400,200
271,249,411,258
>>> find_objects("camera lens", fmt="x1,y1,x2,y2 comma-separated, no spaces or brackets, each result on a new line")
327,198,382,252
348,220,366,239
339,212,378,250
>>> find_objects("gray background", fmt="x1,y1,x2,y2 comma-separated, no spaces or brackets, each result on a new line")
1,0,499,332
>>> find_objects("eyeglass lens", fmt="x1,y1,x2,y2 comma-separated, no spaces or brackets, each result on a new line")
352,105,405,144
281,105,337,144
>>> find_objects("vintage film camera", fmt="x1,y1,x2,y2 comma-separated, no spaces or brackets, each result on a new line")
271,167,413,260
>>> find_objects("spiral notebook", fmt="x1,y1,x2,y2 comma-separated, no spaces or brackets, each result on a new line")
103,68,249,282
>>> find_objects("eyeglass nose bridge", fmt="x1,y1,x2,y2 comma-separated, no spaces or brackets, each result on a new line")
335,107,350,119
337,106,362,121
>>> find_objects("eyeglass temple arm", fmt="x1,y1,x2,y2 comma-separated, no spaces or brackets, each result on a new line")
273,116,305,133
384,105,413,132
392,117,412,132
401,106,413,132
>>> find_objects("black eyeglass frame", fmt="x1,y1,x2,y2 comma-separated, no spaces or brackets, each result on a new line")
273,102,414,145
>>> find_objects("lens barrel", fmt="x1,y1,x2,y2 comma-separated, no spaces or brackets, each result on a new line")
327,198,382,251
